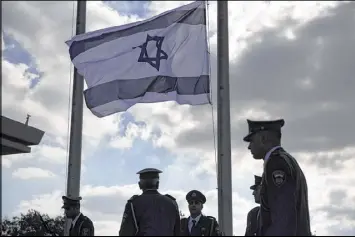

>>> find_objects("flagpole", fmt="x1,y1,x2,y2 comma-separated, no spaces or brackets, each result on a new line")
64,1,86,236
216,1,233,236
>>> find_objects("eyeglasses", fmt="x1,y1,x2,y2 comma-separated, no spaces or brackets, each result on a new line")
188,200,201,205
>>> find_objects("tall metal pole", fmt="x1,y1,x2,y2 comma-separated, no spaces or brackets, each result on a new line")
64,1,86,236
217,1,233,236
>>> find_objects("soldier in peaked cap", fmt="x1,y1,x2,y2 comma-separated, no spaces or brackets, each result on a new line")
243,119,312,236
180,190,222,236
62,196,94,236
119,168,180,236
245,175,262,236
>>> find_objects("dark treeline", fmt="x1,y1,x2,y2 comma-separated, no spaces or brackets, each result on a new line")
1,210,64,236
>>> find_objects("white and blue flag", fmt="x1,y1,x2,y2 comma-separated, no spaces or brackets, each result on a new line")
66,1,210,118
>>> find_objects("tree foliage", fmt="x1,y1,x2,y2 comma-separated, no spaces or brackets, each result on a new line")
1,209,65,236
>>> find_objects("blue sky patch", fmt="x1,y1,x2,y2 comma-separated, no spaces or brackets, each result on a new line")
2,32,42,89
2,167,64,218
82,138,174,187
103,1,150,18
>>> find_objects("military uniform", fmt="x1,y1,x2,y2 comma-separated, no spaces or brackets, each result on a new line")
180,190,222,236
244,119,312,236
245,207,260,236
245,176,262,236
62,196,95,236
119,168,180,236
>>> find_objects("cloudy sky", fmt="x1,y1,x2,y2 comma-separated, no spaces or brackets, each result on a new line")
2,1,355,236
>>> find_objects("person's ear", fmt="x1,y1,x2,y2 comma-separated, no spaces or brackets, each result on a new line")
259,132,269,146
260,133,267,145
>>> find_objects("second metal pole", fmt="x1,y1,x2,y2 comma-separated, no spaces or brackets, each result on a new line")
64,1,87,236
216,1,233,236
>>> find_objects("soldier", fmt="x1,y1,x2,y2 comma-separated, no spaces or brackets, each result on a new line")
243,119,312,236
62,196,94,236
180,190,222,236
245,175,262,236
119,168,180,236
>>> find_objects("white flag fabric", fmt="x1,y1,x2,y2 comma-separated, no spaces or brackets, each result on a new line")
66,1,210,118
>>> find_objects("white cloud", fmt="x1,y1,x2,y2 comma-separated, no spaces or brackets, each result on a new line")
2,1,355,236
2,159,12,169
1,1,137,150
37,145,68,164
15,190,63,217
110,122,151,150
1,134,70,169
12,167,57,180
2,151,36,169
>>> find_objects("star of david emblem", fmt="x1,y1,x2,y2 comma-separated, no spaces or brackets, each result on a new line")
135,34,168,71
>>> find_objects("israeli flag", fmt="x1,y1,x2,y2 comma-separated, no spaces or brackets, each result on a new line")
66,1,210,118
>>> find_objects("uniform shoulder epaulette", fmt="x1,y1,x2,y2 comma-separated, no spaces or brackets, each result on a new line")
206,215,216,220
277,149,290,158
268,149,295,178
83,215,93,223
128,195,139,202
279,151,293,164
269,149,291,165
265,148,283,168
271,148,284,156
165,194,176,200
165,194,179,210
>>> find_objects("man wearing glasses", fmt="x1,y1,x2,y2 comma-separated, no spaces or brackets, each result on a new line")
180,190,222,236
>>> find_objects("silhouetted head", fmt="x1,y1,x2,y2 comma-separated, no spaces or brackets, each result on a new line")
244,119,284,159
186,190,206,217
250,175,262,204
137,168,162,191
62,196,81,218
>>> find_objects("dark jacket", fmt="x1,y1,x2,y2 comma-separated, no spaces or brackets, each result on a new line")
69,213,94,236
259,147,312,236
119,190,180,236
245,206,260,236
180,215,222,236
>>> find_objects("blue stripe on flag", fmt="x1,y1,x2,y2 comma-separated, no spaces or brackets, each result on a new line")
69,7,206,60
84,75,210,109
